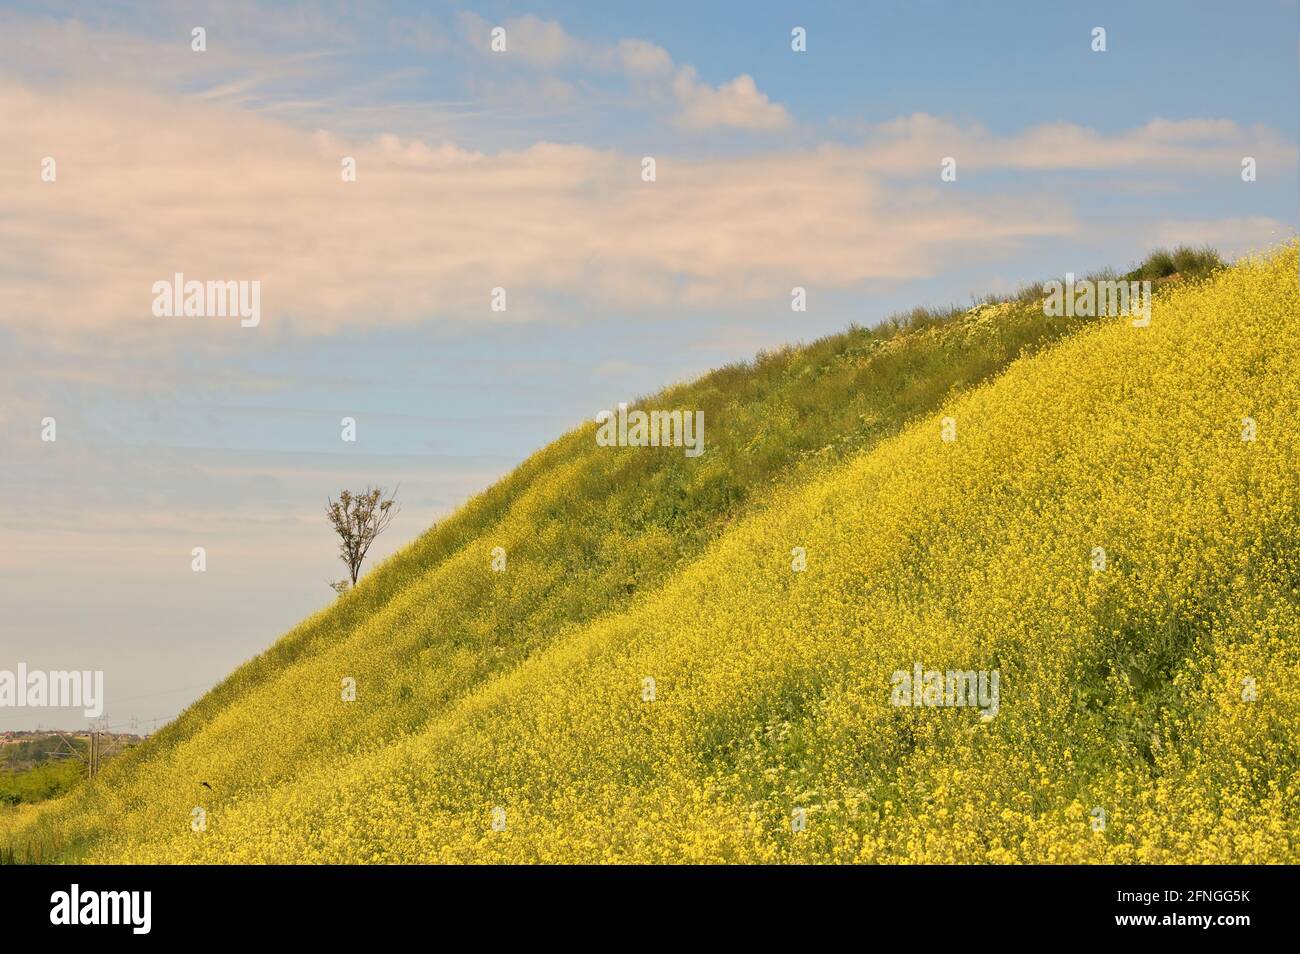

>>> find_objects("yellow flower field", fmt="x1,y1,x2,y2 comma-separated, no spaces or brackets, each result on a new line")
6,244,1297,863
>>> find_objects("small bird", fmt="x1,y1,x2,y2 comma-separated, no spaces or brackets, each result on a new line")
200,781,212,790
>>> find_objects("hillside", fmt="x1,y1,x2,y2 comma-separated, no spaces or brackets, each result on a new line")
5,244,1296,863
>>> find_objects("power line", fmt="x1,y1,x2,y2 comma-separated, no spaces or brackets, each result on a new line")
101,681,218,705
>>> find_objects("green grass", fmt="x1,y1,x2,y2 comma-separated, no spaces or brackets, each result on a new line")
0,760,84,806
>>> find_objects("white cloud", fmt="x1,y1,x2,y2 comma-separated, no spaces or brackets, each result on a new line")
0,81,1092,338
458,13,791,133
612,38,675,76
460,12,588,68
5,79,1289,340
671,68,792,131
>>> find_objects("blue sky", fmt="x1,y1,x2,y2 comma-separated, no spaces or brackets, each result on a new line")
0,0,1296,730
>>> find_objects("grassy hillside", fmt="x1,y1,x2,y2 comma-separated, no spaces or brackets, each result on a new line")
6,244,1295,864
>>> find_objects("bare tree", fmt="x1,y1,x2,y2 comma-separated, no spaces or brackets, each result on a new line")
326,486,399,589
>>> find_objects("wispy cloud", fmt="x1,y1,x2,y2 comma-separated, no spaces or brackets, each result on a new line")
459,12,792,132
858,114,1295,175
460,12,589,69
1145,216,1293,258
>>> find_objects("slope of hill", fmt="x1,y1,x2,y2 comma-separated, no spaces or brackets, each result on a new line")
5,244,1295,863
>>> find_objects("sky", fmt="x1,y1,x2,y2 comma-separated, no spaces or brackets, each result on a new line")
0,0,1296,731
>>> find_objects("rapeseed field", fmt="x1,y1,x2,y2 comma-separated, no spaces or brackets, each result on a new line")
5,244,1296,863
